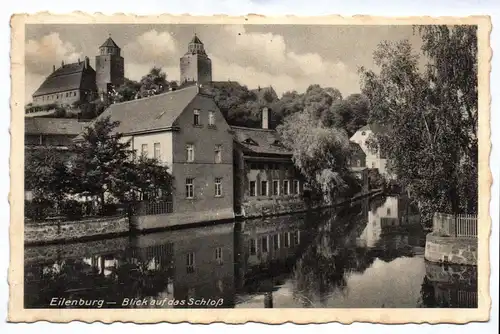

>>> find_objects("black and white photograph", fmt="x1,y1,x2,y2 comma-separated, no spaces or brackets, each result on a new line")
8,14,490,323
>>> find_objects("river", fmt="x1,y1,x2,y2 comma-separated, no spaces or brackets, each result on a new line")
24,195,478,309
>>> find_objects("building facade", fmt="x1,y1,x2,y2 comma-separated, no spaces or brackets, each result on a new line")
180,34,213,85
350,124,393,179
29,36,124,115
31,57,97,109
92,85,235,229
232,108,305,217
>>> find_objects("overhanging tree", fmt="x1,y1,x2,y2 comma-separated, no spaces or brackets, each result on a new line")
359,25,478,223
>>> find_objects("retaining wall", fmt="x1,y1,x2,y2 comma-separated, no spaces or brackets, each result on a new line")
424,233,478,266
24,215,129,245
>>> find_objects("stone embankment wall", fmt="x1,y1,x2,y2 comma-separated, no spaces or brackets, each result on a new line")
241,189,383,218
424,233,477,266
24,215,129,245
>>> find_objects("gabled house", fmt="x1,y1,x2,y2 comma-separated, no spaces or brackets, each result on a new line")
232,108,304,216
350,124,393,179
347,141,367,180
30,57,97,110
25,117,89,148
88,85,235,229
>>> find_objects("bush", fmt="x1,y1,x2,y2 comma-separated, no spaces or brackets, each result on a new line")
101,203,120,216
60,199,83,220
367,168,387,190
25,198,53,222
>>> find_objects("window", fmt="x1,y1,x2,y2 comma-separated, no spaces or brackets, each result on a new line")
73,91,77,96
186,252,195,273
193,109,200,125
215,178,222,197
362,131,366,136
284,232,291,248
186,144,195,162
249,181,257,197
293,231,300,245
372,162,375,168
153,142,161,159
273,234,280,250
250,163,257,170
283,180,290,195
261,236,269,253
141,144,148,157
293,180,300,195
387,208,391,215
257,163,264,170
249,239,257,255
214,145,222,163
215,247,223,264
208,111,215,126
186,178,194,199
272,180,280,196
261,181,268,196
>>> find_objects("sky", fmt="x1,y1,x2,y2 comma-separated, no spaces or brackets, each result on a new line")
24,24,424,100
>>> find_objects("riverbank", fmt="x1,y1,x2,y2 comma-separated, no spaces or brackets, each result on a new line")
24,189,384,245
423,212,478,266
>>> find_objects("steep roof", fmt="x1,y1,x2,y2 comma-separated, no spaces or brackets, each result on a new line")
190,34,203,44
90,85,200,135
100,37,120,48
33,61,95,97
232,126,292,156
25,118,90,136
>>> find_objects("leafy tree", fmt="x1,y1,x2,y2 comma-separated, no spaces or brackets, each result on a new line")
277,110,352,203
70,116,135,208
204,82,264,127
25,147,71,203
359,25,478,223
326,94,370,136
127,155,174,202
113,78,141,103
70,116,173,210
138,67,169,98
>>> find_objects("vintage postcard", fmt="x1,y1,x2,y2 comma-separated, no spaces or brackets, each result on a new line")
9,13,491,324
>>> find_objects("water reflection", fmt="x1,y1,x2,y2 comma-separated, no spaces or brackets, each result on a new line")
24,195,477,309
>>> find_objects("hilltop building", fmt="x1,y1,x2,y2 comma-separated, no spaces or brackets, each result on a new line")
180,34,212,85
30,57,97,109
95,36,125,98
28,36,125,116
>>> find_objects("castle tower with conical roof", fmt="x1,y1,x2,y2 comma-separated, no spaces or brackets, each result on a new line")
180,34,212,84
95,35,125,98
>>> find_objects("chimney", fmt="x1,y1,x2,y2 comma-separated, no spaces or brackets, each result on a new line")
52,65,56,72
61,60,64,67
262,107,269,129
84,56,90,69
78,58,81,63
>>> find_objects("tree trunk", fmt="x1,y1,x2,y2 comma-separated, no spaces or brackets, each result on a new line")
100,192,105,214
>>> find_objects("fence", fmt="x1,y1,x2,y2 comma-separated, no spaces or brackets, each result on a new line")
136,201,173,216
433,212,478,237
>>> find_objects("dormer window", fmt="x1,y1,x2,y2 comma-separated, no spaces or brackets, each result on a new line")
271,139,283,147
361,131,366,136
243,138,258,146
